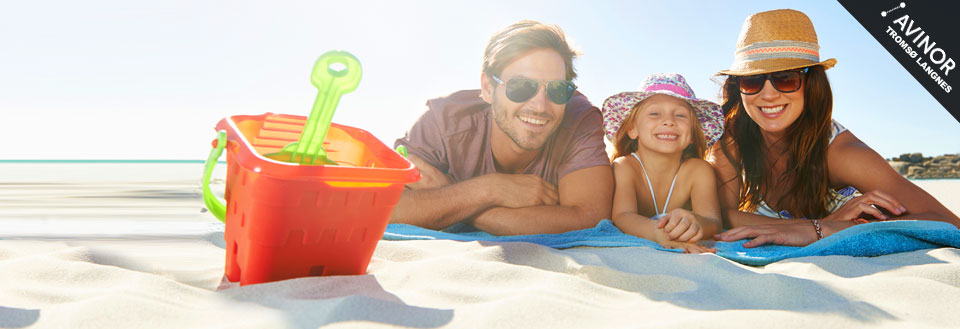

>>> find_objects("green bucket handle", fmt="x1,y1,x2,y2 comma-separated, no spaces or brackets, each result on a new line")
203,130,227,223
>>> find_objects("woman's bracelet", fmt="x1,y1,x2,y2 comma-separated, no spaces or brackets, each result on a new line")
811,219,823,240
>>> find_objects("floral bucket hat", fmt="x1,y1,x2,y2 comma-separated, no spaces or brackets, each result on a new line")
601,73,724,148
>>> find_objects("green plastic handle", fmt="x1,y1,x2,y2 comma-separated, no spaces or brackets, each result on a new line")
284,50,363,164
202,130,227,223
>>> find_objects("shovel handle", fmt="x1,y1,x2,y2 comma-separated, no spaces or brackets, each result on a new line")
292,50,363,164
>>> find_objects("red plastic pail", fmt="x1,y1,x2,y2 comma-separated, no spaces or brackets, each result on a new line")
204,113,419,285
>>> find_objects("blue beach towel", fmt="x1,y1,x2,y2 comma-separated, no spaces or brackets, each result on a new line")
383,219,960,266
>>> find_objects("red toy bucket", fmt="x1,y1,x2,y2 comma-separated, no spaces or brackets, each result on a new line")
202,113,419,285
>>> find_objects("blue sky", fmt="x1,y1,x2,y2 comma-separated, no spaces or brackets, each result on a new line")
2,0,958,160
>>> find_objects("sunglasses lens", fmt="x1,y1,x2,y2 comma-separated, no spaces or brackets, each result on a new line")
546,81,576,104
770,71,802,93
738,75,765,94
504,78,539,103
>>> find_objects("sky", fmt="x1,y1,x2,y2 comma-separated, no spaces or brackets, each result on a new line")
2,0,958,160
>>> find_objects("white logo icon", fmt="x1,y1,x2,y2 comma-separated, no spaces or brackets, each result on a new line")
882,2,906,17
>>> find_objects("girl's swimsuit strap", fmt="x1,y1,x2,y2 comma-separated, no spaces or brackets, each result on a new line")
631,152,680,218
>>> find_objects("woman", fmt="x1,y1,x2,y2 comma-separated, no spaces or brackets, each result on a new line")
710,9,959,247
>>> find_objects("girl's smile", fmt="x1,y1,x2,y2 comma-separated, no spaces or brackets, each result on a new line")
654,133,679,141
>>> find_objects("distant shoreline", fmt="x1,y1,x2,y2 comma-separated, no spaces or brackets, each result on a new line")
887,153,960,179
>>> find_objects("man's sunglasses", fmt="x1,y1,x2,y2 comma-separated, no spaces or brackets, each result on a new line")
491,75,577,105
736,68,808,95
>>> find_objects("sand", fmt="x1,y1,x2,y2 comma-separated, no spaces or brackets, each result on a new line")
1,162,959,328
913,179,960,216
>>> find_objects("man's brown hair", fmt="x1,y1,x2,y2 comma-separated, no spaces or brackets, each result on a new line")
482,20,580,81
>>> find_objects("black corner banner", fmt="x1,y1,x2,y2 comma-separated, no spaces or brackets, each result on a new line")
838,0,960,124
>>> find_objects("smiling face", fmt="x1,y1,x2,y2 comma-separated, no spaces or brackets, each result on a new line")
627,94,695,156
739,75,806,138
482,48,567,151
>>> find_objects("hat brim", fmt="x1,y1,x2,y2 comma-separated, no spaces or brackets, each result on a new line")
718,58,837,76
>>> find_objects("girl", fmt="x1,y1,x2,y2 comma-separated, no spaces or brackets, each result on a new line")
711,9,960,247
601,73,724,253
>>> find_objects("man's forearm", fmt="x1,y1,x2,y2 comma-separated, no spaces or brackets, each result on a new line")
471,205,601,236
389,177,496,230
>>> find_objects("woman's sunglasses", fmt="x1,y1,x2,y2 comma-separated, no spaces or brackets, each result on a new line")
492,75,577,105
736,68,808,95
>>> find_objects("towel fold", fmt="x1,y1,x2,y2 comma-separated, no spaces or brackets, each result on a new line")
383,219,960,265
715,220,960,265
384,220,666,250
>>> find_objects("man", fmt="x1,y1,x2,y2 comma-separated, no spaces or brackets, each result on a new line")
391,20,612,235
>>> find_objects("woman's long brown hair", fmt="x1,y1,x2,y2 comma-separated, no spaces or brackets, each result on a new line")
718,66,834,218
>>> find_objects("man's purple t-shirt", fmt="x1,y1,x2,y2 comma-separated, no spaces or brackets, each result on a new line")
395,89,609,186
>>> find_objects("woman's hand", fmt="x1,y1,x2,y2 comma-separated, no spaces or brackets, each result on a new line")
656,208,704,242
715,222,818,248
824,190,907,222
715,220,856,248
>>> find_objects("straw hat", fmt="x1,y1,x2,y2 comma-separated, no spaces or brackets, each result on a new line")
719,9,837,76
602,73,724,148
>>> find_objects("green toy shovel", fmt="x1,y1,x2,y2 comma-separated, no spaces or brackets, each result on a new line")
267,50,362,165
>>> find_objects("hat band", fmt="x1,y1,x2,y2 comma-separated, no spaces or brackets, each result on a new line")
735,40,820,63
644,83,692,97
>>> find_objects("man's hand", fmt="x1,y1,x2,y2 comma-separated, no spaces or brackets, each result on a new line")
485,173,558,209
393,159,560,230
406,155,558,210
471,166,612,236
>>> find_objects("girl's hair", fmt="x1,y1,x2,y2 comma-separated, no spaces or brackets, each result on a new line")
611,97,707,161
717,65,834,218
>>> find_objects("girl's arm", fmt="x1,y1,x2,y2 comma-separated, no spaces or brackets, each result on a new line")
610,158,660,241
612,157,716,253
686,158,723,238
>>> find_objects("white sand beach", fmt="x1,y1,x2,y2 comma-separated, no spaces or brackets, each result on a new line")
1,162,959,328
913,179,960,216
